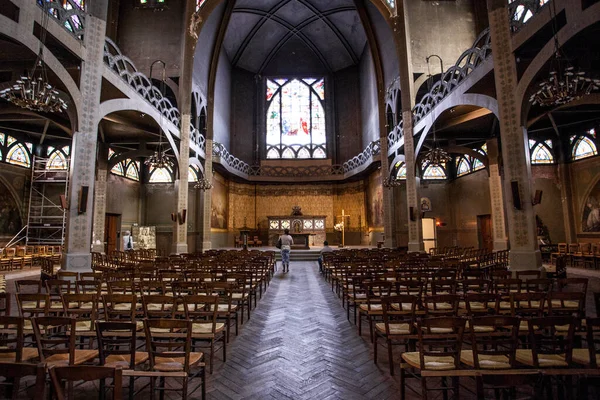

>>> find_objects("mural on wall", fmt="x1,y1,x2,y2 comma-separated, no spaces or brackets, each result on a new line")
211,173,228,230
131,226,156,249
0,183,21,236
367,170,384,227
583,180,600,232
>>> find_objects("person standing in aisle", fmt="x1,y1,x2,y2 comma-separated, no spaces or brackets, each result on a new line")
122,230,134,251
279,229,294,273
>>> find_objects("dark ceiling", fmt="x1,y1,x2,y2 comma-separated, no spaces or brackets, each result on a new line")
222,0,367,74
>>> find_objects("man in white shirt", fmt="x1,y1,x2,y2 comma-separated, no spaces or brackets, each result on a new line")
122,230,133,251
318,241,334,273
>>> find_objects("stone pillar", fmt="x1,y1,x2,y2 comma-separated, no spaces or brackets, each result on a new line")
171,115,190,254
393,4,423,252
488,0,541,269
557,138,576,243
199,139,213,251
486,139,508,250
91,145,108,253
63,1,108,272
381,140,397,248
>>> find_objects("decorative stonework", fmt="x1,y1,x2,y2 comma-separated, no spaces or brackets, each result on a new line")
508,0,550,33
402,110,422,249
91,168,107,252
39,0,86,41
489,164,507,244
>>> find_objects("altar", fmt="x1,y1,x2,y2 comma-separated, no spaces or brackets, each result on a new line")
267,212,326,249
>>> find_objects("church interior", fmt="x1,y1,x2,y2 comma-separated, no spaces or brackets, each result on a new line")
0,0,599,398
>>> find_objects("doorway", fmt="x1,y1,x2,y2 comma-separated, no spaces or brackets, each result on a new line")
422,218,437,254
477,214,493,252
104,214,120,254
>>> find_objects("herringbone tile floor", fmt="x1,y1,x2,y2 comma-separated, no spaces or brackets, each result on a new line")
204,261,403,400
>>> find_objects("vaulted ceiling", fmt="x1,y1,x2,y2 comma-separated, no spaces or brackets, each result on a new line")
222,0,367,74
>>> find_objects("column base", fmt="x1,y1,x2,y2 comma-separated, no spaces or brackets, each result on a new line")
493,240,509,251
509,249,542,271
171,243,189,255
63,252,92,273
408,241,425,253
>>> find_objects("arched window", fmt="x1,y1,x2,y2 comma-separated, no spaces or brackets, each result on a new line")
395,162,407,180
6,138,31,168
529,139,554,164
47,147,69,170
111,162,124,176
422,162,447,180
188,166,199,183
108,148,116,160
0,132,4,147
265,78,326,159
472,157,484,171
125,161,140,181
572,136,597,160
456,157,471,176
149,166,173,183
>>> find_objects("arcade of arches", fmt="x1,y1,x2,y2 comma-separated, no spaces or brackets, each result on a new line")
0,0,599,273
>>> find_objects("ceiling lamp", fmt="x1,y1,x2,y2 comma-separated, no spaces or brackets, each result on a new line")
145,60,170,169
382,176,403,189
529,1,600,107
422,55,451,167
194,177,213,191
0,5,67,113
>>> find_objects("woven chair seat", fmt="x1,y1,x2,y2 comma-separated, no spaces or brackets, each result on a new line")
191,322,225,334
460,350,511,369
375,322,410,335
45,349,99,368
104,352,149,369
572,348,599,366
425,302,453,310
391,303,414,311
21,301,46,310
402,352,457,371
0,347,39,362
359,304,382,312
153,352,203,372
210,304,238,312
515,349,568,367
146,303,174,312
464,321,495,333
550,300,580,308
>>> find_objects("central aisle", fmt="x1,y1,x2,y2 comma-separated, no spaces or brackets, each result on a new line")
205,261,401,400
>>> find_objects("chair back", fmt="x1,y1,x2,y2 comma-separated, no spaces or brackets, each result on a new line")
49,365,123,400
524,278,552,293
183,295,219,331
17,293,49,319
429,279,459,295
416,317,466,371
141,295,176,319
509,292,546,318
102,294,137,321
32,316,76,364
76,280,102,295
461,279,491,295
527,316,575,368
144,319,194,373
585,317,600,368
424,294,460,317
15,280,43,294
464,293,499,316
468,316,520,369
0,293,10,316
62,294,97,332
0,316,24,362
380,295,418,336
171,280,198,296
96,321,138,369
0,362,46,400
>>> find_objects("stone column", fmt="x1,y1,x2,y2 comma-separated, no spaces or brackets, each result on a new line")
199,139,213,251
170,0,197,254
393,4,423,252
63,1,108,272
381,140,397,248
486,139,508,250
488,0,541,269
91,145,108,253
557,138,576,243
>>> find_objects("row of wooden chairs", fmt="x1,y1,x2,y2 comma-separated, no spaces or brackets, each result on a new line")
1,245,61,271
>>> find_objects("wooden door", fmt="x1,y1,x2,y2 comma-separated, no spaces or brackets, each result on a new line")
477,214,493,252
104,214,119,254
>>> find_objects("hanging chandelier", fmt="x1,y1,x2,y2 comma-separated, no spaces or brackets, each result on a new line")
529,1,600,107
382,176,402,189
145,60,170,169
422,55,451,167
0,4,67,113
194,177,213,191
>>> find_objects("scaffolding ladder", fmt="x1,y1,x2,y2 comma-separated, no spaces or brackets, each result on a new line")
26,156,70,246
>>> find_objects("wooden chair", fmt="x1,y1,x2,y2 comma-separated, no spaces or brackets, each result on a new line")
509,292,546,334
0,293,10,316
49,365,123,400
183,295,226,374
423,294,460,318
46,279,74,314
16,293,49,333
15,280,44,294
32,316,98,368
102,294,142,330
374,294,418,376
400,317,466,400
0,362,46,400
96,321,149,400
144,318,205,400
515,270,540,281
550,243,567,264
358,281,393,343
61,294,98,339
204,282,238,342
0,316,39,363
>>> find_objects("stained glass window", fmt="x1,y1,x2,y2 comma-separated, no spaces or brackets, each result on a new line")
270,220,279,230
47,146,55,155
7,136,16,146
395,162,407,179
266,78,326,159
196,0,206,12
303,220,313,230
590,128,597,138
456,157,470,176
0,149,3,161
47,149,68,170
386,0,395,8
188,166,199,182
314,219,324,229
510,0,548,24
6,143,30,167
111,162,124,176
281,220,290,230
477,143,487,156
149,166,172,183
108,148,116,160
472,157,484,171
573,136,597,160
63,146,70,156
422,163,446,180
125,161,140,181
0,133,4,146
531,142,554,164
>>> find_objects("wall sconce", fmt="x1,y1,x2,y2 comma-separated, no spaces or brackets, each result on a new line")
178,209,187,225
